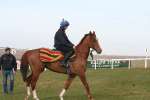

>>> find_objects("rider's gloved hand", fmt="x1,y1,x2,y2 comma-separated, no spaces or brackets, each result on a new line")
73,45,76,49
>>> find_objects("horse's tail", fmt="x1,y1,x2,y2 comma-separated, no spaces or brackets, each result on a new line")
20,52,29,82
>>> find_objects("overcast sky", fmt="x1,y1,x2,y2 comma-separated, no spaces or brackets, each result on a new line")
0,0,150,56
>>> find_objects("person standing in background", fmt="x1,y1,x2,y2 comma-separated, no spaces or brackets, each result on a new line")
0,47,17,94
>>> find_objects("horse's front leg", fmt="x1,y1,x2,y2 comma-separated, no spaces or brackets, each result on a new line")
79,72,94,100
59,74,76,100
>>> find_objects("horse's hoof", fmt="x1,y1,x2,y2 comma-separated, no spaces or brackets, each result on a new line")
59,96,64,100
88,95,94,100
89,98,94,100
33,97,40,100
24,96,28,100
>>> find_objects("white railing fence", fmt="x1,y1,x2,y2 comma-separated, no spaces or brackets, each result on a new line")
89,58,150,70
16,58,150,70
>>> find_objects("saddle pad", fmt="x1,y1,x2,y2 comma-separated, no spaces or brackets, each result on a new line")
40,48,64,62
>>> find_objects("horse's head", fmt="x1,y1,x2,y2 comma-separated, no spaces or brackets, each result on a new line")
88,31,102,54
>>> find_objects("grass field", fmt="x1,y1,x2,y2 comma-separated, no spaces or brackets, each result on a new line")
1,68,150,100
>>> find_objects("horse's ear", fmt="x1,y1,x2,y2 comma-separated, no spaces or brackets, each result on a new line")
93,31,95,35
89,31,92,34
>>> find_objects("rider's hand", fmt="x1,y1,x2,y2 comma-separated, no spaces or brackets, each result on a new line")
13,71,16,75
73,45,76,49
13,70,17,75
0,70,2,75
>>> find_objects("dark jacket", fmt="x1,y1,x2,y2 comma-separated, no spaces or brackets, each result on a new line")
54,28,74,54
0,53,17,71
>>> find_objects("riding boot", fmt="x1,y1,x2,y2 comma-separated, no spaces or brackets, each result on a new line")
61,51,74,67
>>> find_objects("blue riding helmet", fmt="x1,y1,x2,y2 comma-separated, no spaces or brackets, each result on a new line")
60,19,70,28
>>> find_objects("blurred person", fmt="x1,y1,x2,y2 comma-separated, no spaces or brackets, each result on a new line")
0,47,17,94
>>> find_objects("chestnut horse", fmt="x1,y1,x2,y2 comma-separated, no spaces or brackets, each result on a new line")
20,31,102,100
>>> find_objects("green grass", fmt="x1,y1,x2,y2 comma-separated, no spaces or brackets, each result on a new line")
1,68,150,100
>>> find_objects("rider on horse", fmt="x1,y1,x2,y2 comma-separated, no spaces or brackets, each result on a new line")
54,19,74,67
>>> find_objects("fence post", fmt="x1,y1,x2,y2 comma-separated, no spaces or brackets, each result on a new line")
145,48,148,69
128,59,131,69
94,60,97,70
111,59,114,69
145,58,148,69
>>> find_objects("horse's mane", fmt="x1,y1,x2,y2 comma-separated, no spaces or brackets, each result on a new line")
77,34,90,46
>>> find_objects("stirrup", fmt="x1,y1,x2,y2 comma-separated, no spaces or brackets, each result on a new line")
66,63,72,75
61,61,67,67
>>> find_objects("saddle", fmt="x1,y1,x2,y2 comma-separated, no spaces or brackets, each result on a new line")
39,48,64,62
40,48,75,75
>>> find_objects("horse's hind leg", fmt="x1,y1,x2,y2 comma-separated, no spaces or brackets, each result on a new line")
25,74,32,100
59,74,76,100
31,73,41,100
